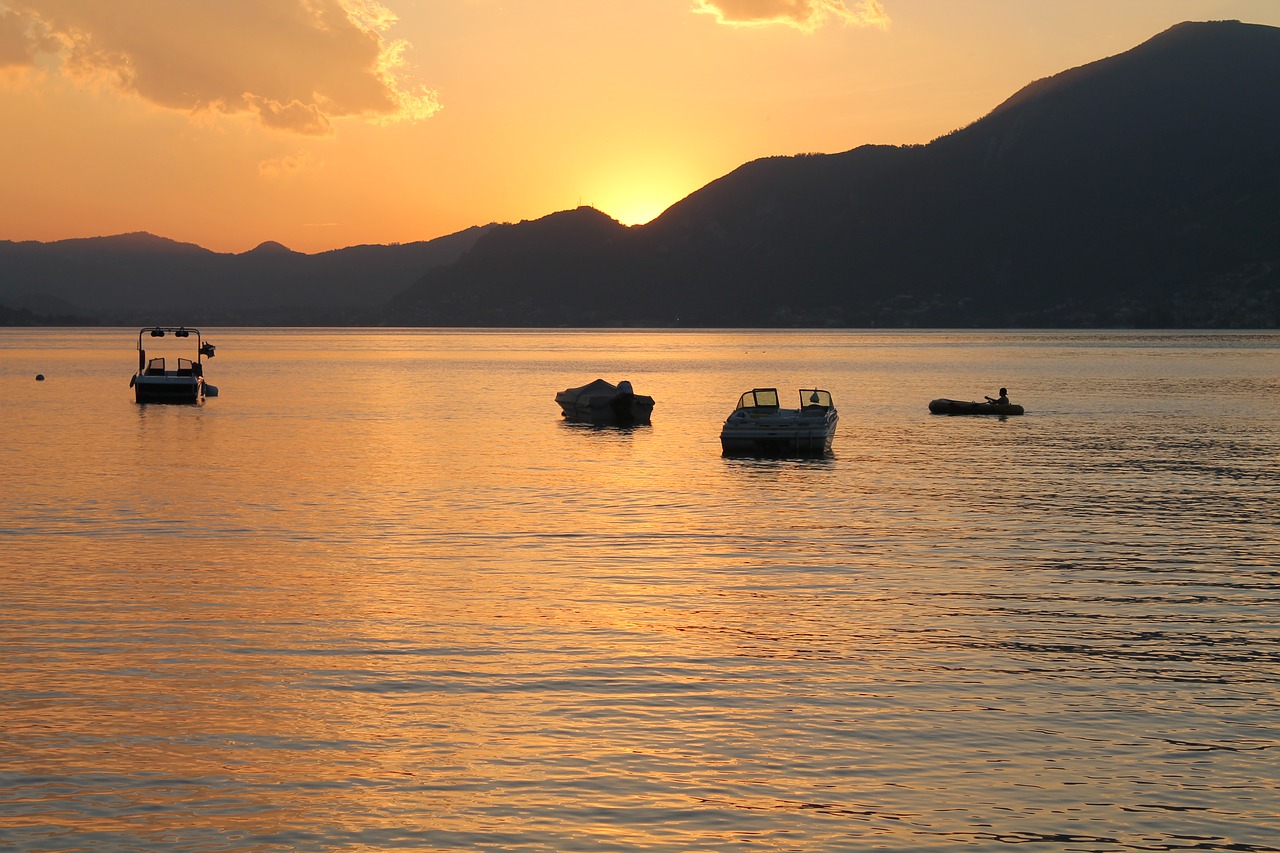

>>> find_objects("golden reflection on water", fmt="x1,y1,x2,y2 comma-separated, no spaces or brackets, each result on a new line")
1,329,1278,850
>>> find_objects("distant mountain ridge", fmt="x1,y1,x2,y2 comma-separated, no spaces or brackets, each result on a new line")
3,20,1277,328
0,227,492,325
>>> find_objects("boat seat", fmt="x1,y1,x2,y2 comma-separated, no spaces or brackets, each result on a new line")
144,357,166,375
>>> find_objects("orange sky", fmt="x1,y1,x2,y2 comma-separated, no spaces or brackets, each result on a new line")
2,0,1279,254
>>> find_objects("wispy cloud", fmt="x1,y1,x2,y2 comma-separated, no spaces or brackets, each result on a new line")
694,0,890,32
0,6,55,69
0,0,439,133
259,151,324,179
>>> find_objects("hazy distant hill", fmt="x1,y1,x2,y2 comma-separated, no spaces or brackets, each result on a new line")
0,226,491,325
389,20,1280,328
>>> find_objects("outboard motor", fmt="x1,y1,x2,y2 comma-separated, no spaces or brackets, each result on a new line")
611,380,636,424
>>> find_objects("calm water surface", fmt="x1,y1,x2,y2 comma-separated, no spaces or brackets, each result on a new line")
1,329,1278,852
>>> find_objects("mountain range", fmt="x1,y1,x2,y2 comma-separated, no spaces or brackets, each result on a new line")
0,227,489,325
3,19,1277,328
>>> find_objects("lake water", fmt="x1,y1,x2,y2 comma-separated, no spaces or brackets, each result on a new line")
2,328,1278,852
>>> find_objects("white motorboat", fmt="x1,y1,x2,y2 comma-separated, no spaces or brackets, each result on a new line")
720,388,838,456
555,378,654,425
129,326,217,404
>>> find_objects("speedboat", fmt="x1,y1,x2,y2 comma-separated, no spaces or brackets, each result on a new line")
130,326,217,404
720,388,838,456
555,378,654,425
928,398,1024,416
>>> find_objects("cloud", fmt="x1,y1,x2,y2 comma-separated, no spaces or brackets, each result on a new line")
246,95,333,136
0,6,56,69
694,0,890,32
0,0,440,132
259,151,324,178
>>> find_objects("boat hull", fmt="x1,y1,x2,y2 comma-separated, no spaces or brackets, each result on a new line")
928,398,1024,416
557,395,654,425
133,374,204,404
720,411,838,457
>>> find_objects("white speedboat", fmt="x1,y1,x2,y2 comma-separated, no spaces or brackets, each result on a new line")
130,326,217,404
555,378,654,425
720,388,838,456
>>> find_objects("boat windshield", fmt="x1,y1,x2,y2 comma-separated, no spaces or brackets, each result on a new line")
801,389,833,409
737,389,780,409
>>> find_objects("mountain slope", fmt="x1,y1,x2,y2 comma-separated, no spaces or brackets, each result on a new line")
389,20,1280,328
0,226,493,325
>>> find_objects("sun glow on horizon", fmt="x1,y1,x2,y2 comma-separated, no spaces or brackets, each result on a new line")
585,166,707,228
605,197,674,227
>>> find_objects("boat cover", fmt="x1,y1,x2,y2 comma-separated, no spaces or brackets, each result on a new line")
559,378,621,403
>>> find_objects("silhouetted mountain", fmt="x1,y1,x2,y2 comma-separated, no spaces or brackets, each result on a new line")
0,226,492,325
246,240,298,255
410,207,641,326
389,20,1280,328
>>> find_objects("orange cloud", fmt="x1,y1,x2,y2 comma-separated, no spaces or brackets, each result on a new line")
0,7,54,68
259,151,324,179
245,94,334,136
1,0,439,131
694,0,890,32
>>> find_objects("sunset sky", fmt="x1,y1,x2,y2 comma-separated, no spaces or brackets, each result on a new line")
3,0,1279,254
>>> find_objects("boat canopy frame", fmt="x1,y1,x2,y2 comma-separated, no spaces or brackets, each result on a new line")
136,326,215,374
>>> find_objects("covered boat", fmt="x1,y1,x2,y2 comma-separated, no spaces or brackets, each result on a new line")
555,378,654,425
928,398,1024,416
720,388,838,456
130,326,217,404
